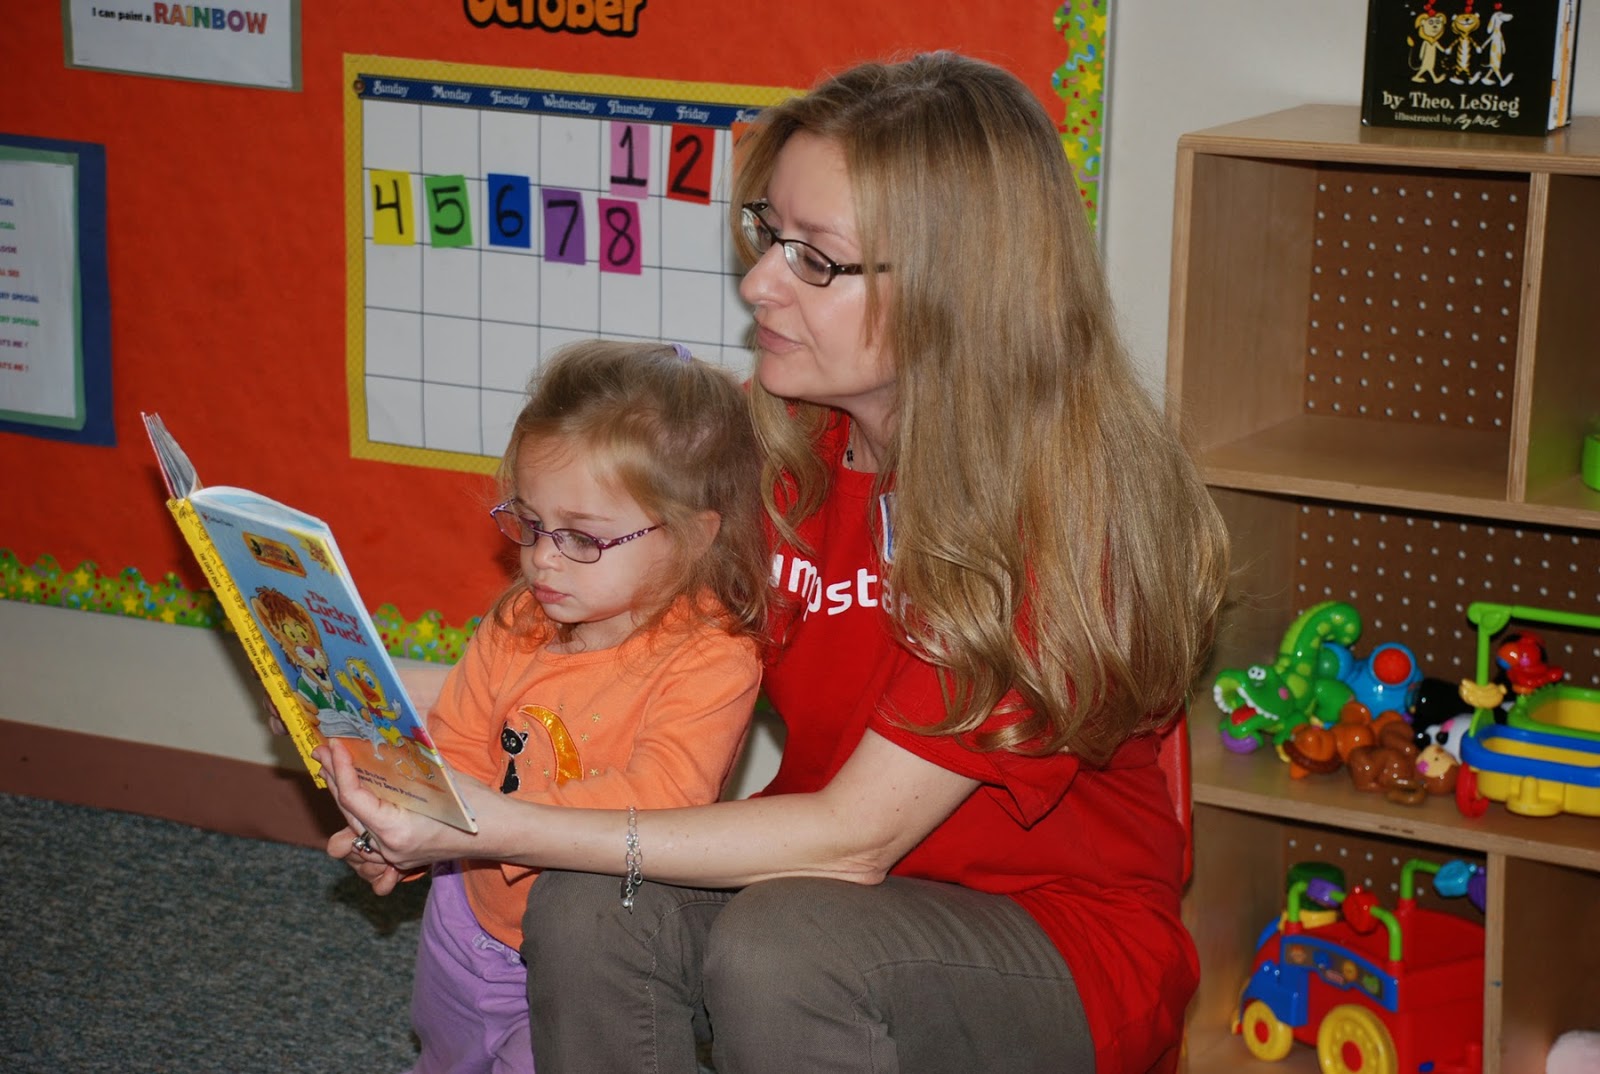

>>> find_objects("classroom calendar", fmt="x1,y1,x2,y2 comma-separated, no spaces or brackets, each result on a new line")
345,56,791,473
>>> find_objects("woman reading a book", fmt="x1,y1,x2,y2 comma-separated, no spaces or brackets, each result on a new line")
317,52,1228,1074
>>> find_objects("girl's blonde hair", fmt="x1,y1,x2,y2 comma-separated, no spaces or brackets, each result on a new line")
731,52,1228,764
488,340,768,648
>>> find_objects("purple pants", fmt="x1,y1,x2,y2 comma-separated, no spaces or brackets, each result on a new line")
408,864,534,1074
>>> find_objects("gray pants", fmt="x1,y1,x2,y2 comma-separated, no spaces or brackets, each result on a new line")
522,872,1094,1074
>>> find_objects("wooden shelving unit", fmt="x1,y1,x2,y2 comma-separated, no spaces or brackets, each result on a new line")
1166,105,1600,1074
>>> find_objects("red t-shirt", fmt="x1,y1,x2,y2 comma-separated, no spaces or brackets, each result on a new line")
760,428,1197,1074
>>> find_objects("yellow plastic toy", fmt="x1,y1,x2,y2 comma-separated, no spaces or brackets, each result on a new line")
1456,603,1600,819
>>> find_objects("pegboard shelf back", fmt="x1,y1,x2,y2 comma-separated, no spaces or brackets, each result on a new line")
1171,108,1600,527
1206,491,1600,688
1305,164,1526,433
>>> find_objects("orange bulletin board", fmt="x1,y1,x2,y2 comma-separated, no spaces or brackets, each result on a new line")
2,1,1095,637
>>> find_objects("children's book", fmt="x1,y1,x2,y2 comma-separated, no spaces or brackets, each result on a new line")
1361,0,1583,135
143,412,477,833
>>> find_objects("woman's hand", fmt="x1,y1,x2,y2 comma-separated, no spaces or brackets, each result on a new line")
313,737,493,891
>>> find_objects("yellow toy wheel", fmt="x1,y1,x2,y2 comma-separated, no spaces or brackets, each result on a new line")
1316,1004,1396,1074
1240,1000,1295,1062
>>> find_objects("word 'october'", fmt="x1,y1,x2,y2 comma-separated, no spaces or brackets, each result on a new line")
464,0,646,36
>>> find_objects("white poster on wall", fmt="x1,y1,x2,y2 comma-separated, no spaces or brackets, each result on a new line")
64,0,301,90
0,158,81,425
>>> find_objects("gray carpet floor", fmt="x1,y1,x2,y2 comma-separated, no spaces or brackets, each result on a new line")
0,792,428,1073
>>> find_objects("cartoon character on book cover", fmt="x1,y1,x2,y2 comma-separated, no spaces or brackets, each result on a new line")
1406,0,1509,86
252,586,350,739
1370,0,1576,134
1412,5,1451,83
335,656,445,781
336,656,404,754
253,585,437,782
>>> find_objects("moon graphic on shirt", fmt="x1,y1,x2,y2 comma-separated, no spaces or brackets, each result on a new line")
519,704,583,784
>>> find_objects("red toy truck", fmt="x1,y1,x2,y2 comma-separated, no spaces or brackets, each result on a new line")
1233,858,1485,1074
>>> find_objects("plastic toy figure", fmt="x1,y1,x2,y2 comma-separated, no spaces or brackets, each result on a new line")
1346,717,1426,805
1414,740,1461,796
1214,602,1361,752
1416,713,1474,762
1410,676,1475,731
1494,631,1564,695
1455,602,1600,818
1215,603,1423,758
1327,640,1423,719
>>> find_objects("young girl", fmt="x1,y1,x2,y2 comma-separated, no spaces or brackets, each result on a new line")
401,339,768,1074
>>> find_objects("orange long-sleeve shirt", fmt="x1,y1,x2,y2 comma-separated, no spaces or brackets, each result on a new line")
427,594,761,948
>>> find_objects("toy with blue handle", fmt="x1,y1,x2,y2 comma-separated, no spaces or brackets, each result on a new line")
1431,859,1488,912
1327,639,1423,718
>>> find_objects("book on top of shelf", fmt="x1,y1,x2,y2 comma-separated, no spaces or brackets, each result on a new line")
142,412,478,834
1361,0,1583,135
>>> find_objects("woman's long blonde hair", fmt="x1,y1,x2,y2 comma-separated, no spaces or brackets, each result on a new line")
488,341,769,649
731,53,1228,764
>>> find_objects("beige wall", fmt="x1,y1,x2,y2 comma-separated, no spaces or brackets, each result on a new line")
0,600,786,802
1104,1,1600,394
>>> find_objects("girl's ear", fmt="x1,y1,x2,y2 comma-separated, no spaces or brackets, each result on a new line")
683,509,722,559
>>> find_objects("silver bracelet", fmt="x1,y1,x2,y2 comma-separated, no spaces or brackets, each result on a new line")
620,804,643,913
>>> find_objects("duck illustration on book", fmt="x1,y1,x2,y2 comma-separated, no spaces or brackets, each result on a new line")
334,656,440,782
335,657,399,751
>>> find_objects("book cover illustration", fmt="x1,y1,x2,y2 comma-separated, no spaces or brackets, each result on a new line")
143,413,478,833
1361,0,1582,134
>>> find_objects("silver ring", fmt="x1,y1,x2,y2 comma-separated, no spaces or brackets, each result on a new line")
352,829,376,855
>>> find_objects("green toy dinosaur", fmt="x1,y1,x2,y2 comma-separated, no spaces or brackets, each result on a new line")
1213,601,1362,752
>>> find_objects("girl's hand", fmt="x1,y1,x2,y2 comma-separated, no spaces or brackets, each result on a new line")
260,685,315,736
328,822,408,895
313,738,491,887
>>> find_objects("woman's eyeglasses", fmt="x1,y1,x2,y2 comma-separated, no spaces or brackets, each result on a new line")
490,501,660,564
740,201,890,288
